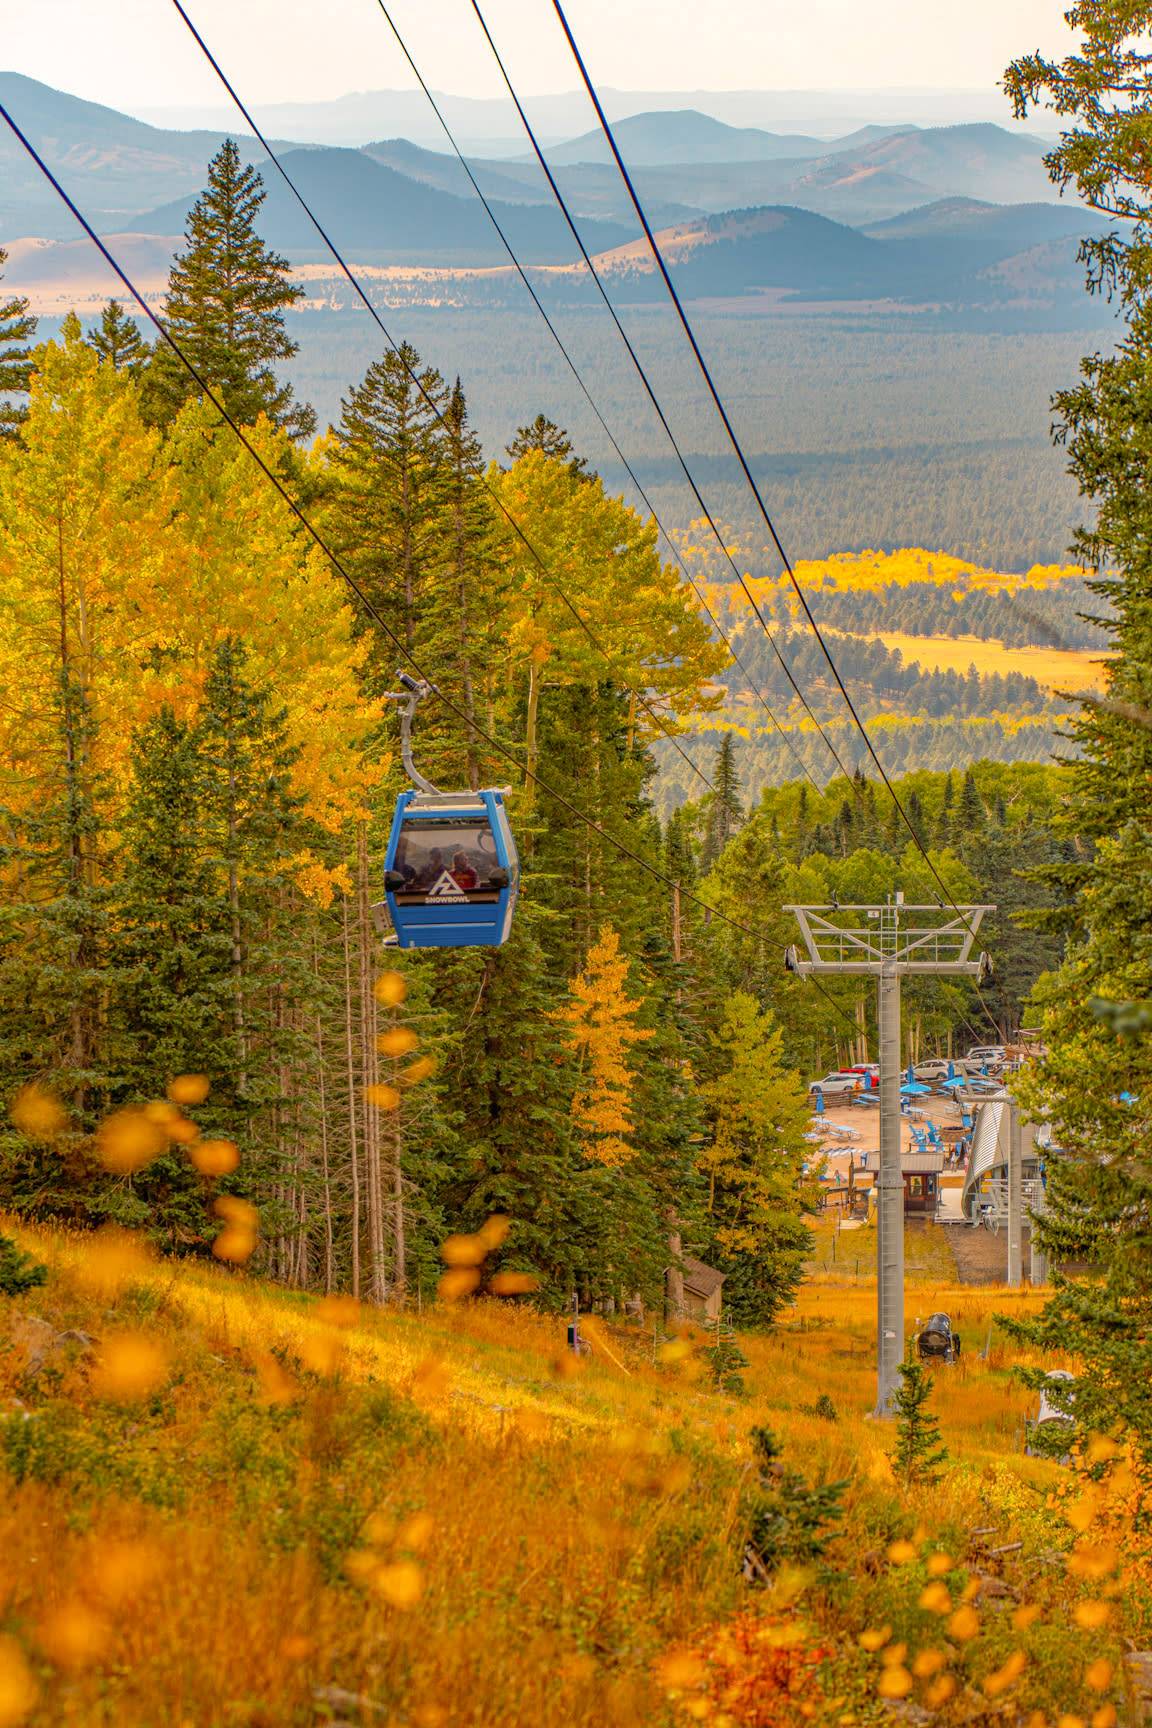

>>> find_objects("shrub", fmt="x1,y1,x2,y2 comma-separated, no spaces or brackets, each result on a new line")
0,1233,47,1297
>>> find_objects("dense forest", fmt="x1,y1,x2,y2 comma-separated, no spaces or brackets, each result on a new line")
724,623,1059,718
0,140,1086,1325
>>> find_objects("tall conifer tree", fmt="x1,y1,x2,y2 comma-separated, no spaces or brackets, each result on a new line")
144,141,314,437
86,300,149,376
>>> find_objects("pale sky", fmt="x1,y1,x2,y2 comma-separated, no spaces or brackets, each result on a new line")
7,0,1077,112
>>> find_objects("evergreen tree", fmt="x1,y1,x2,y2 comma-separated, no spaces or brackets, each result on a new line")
330,342,447,663
956,768,984,831
711,734,745,856
697,993,813,1326
892,1360,947,1486
506,413,592,481
0,247,37,436
144,140,314,437
86,299,149,376
998,3,1152,1446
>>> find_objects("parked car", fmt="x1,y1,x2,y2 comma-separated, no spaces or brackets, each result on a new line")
808,1072,864,1098
913,1059,953,1084
916,1312,962,1363
841,1064,879,1088
966,1045,1006,1069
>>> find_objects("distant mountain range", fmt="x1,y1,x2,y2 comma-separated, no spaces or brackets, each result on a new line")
0,71,1105,316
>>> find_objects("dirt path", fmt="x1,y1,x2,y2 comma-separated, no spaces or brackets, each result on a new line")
941,1222,1027,1284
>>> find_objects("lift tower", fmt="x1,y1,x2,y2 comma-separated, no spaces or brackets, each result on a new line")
785,897,994,1417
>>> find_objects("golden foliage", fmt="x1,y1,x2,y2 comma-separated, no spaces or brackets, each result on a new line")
555,925,653,1167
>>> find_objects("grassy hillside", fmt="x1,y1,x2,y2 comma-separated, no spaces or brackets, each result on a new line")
0,1216,1140,1726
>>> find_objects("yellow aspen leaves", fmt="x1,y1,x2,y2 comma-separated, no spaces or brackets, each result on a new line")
984,1650,1027,1697
94,1332,169,1402
365,1083,400,1111
925,1551,953,1576
1086,1435,1120,1464
401,1056,436,1085
918,1582,951,1615
1084,1659,1114,1692
441,1234,486,1267
189,1138,239,1176
478,1215,510,1251
555,925,653,1167
377,1025,418,1058
36,1601,110,1669
887,1539,916,1564
96,1108,166,1173
437,1267,481,1302
489,1271,540,1295
10,1082,66,1140
876,1666,913,1699
1068,1544,1119,1580
912,1651,946,1679
212,1195,258,1263
1073,1601,1111,1630
373,970,408,1006
167,1073,210,1105
947,1605,981,1641
0,1636,37,1727
374,1561,424,1608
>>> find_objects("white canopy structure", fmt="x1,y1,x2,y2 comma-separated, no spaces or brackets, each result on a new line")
960,1097,1045,1224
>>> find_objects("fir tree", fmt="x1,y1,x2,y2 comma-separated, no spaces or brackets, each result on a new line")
957,768,984,831
892,1360,947,1486
144,140,314,437
711,734,745,857
330,342,447,661
0,247,37,436
506,413,592,481
86,299,149,376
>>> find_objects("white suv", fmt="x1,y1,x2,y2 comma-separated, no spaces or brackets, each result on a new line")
808,1072,864,1098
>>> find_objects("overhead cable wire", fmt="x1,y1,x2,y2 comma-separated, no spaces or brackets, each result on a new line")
367,0,824,797
544,0,1004,1036
543,2,978,896
464,0,858,790
0,97,870,1039
161,0,754,833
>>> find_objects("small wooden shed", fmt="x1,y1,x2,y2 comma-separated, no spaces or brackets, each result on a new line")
682,1257,727,1322
902,1151,944,1215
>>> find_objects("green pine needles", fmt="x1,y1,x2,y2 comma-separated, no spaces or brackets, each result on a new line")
0,1233,47,1298
144,139,314,437
892,1360,948,1487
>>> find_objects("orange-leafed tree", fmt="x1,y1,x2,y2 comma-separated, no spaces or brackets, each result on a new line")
557,925,654,1168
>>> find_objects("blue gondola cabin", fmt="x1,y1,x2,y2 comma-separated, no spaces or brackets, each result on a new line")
383,789,519,949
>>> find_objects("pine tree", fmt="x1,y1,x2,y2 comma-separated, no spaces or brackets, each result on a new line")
697,993,813,1326
0,247,37,437
330,342,447,662
892,1360,947,1486
86,299,149,376
506,413,592,481
956,768,984,831
144,140,314,437
711,734,745,856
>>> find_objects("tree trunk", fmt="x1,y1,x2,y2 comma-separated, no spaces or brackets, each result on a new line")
342,889,361,1299
665,1226,684,1326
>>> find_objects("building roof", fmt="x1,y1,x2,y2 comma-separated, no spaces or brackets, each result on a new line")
682,1256,726,1299
902,1152,945,1174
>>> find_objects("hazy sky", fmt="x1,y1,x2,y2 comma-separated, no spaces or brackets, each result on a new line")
8,0,1077,112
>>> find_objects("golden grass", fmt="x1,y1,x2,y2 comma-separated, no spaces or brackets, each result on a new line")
858,630,1111,694
0,1218,1140,1728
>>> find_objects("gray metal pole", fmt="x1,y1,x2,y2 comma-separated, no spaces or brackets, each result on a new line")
1007,1098,1022,1286
875,959,903,1417
1029,1124,1049,1285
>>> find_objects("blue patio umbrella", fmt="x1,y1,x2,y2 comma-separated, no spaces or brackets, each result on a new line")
813,1090,825,1114
900,1082,932,1096
947,1061,956,1080
907,1063,915,1084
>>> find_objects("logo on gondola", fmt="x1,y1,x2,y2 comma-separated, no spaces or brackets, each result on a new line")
426,870,468,901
